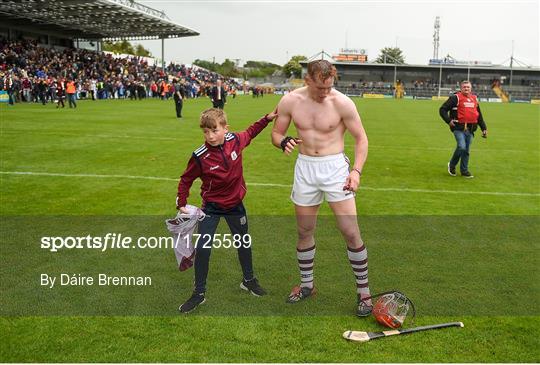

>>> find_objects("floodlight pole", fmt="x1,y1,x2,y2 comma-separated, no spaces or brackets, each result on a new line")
438,60,443,98
393,62,397,96
383,53,399,98
509,40,514,87
161,37,165,70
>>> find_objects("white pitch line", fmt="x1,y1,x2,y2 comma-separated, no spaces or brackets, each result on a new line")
1,171,538,197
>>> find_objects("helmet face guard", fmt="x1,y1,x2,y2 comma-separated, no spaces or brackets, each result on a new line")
372,290,416,329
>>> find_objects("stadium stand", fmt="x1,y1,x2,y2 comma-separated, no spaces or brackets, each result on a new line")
309,62,540,101
0,0,242,104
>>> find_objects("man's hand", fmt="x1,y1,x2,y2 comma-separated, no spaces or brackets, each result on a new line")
482,129,488,138
281,136,303,155
449,120,456,128
343,170,361,192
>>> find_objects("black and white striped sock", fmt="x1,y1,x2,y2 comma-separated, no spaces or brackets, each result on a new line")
297,245,315,289
348,244,371,304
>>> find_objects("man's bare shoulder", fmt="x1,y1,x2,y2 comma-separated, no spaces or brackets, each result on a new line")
279,87,306,107
331,89,357,110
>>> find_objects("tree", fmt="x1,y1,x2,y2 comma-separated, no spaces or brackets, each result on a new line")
192,59,241,77
218,59,240,77
375,47,405,64
193,59,218,72
135,44,152,57
243,60,282,78
103,40,152,57
283,55,307,78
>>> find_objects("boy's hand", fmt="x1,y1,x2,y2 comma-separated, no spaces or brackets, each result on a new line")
266,108,278,121
178,206,189,214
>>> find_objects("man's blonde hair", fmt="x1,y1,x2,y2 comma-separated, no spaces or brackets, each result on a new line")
200,108,227,129
306,60,337,82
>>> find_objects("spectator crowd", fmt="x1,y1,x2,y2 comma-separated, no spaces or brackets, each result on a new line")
0,39,242,105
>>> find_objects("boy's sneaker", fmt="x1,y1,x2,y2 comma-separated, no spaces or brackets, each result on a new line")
179,292,205,313
356,299,373,317
447,162,456,176
461,171,474,178
240,278,267,297
286,285,317,303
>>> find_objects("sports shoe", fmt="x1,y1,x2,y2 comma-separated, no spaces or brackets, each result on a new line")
447,162,456,176
356,299,373,317
286,285,317,303
461,171,474,178
240,278,267,297
179,292,205,313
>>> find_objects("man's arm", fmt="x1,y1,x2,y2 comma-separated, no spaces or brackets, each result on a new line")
439,95,457,126
476,103,488,137
341,97,368,192
271,95,301,154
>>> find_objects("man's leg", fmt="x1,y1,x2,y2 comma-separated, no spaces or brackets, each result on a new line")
176,100,183,118
450,130,467,172
328,199,372,310
295,204,319,288
461,130,473,173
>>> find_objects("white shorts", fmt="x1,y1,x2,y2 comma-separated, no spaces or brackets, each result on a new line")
291,153,355,206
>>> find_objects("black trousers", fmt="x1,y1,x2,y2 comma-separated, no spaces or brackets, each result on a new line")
175,99,183,117
212,100,224,109
194,202,253,293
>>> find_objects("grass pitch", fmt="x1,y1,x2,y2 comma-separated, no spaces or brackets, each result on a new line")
1,96,539,362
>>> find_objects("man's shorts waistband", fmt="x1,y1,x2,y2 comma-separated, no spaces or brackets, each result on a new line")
298,152,346,162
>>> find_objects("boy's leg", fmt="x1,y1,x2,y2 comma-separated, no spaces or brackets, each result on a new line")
193,213,220,294
223,202,253,281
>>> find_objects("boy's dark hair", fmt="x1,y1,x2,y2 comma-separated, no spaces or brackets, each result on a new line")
200,108,227,129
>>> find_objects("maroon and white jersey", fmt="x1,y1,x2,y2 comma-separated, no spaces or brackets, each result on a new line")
177,116,271,209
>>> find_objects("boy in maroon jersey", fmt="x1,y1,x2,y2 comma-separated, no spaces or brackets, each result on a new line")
176,107,276,313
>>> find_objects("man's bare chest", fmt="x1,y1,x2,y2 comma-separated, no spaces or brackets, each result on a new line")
291,104,342,131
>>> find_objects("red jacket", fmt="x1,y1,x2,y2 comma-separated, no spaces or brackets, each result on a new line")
456,91,480,124
177,116,271,209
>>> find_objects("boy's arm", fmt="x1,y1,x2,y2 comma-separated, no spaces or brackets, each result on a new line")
176,155,202,209
236,111,277,149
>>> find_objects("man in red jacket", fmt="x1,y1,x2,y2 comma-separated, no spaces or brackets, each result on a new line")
176,107,276,313
439,81,488,178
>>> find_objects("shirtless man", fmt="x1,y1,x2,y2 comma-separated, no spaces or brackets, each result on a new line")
271,60,372,317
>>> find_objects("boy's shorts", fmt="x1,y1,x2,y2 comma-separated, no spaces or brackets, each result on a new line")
291,153,355,206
